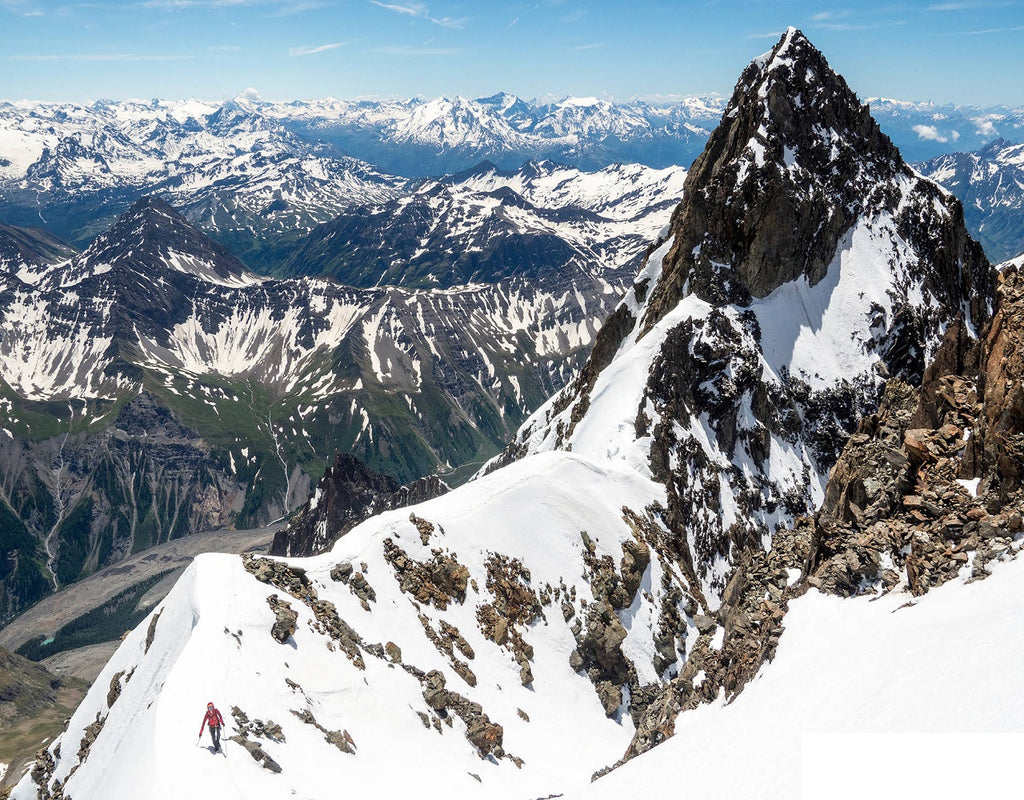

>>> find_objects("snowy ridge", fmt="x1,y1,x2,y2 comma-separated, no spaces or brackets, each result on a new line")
500,234,827,603
446,160,687,223
283,160,686,288
917,138,1024,262
999,252,1024,271
496,27,991,603
569,552,1024,800
11,452,675,799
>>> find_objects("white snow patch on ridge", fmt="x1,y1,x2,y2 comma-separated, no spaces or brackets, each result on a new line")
570,553,1024,800
11,452,668,800
750,213,913,388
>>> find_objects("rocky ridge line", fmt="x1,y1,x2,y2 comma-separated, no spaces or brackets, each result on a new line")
616,264,1024,771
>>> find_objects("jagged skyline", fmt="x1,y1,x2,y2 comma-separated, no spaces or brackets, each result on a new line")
1,1,1023,105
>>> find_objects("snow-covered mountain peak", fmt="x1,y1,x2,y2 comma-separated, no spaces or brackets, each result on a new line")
391,96,528,153
636,27,990,349
533,97,648,141
63,195,255,288
493,29,993,614
557,96,605,109
476,91,527,112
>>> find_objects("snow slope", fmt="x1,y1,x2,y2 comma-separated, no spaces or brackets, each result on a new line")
11,452,675,799
572,552,1024,800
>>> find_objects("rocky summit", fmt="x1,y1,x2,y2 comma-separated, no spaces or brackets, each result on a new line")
5,28,1021,800
498,27,995,606
642,28,990,349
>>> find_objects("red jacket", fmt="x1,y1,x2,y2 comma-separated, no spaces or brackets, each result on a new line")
199,706,225,735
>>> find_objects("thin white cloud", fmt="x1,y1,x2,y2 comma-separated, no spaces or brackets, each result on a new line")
369,0,465,28
430,15,465,28
815,19,908,31
974,117,999,137
745,30,786,39
944,24,1024,33
570,42,603,51
913,124,949,142
142,0,326,10
0,0,43,14
273,0,331,14
370,0,425,16
811,10,851,21
288,41,346,56
506,15,518,28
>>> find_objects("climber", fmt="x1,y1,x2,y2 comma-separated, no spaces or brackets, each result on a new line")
198,701,225,752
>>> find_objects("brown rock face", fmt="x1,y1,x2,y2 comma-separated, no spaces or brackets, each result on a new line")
807,267,1024,598
964,265,1024,493
271,453,450,557
266,596,298,644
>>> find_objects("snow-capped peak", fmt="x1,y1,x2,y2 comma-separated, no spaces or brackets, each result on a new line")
751,25,801,71
495,28,992,612
557,96,605,109
58,196,256,288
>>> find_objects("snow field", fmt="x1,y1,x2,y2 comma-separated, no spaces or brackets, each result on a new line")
571,552,1024,800
751,214,917,389
15,451,686,800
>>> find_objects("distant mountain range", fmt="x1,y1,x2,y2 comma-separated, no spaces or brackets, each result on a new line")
2,93,1022,269
279,160,686,288
0,196,628,621
917,138,1024,262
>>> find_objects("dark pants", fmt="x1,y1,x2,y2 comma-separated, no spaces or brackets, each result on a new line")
209,724,221,751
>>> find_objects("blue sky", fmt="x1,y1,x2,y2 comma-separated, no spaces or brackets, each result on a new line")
1,0,1022,105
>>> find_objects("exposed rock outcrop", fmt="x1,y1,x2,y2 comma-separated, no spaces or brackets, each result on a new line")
964,265,1024,494
419,670,505,759
270,454,450,558
642,28,991,340
266,596,298,644
382,537,470,610
619,267,1024,770
228,706,284,773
